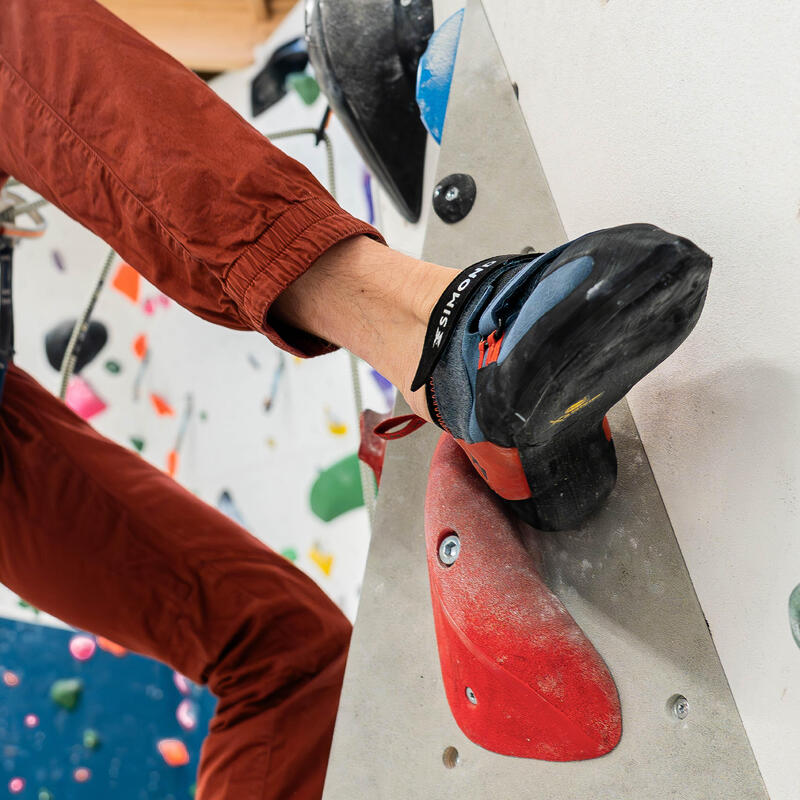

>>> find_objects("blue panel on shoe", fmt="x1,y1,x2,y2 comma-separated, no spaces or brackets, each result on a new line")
497,256,594,364
477,244,570,337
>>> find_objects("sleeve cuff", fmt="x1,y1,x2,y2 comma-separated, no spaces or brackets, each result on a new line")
224,196,386,357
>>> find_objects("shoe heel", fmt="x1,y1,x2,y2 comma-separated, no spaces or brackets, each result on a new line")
509,420,617,532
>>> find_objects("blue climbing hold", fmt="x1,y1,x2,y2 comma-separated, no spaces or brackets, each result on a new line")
416,9,465,144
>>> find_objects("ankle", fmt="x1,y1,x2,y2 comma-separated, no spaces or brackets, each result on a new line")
271,236,456,422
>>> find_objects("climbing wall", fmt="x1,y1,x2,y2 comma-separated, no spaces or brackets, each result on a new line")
370,1,800,798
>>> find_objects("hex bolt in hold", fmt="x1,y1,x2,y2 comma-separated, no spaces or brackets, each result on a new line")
670,694,690,720
465,687,477,705
432,174,477,223
438,533,461,566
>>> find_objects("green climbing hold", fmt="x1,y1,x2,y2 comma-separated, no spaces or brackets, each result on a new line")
82,729,101,750
130,436,145,453
287,73,320,106
199,411,208,422
310,453,365,522
50,678,84,711
281,547,298,562
104,359,122,374
790,583,800,648
189,784,196,798
18,599,40,615
38,789,54,800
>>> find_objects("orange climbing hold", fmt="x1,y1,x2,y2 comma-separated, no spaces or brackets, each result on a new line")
112,263,141,303
150,394,175,417
133,333,148,360
158,738,190,767
96,636,127,657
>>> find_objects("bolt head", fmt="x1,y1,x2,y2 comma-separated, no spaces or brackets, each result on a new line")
672,695,690,720
465,686,477,705
445,186,460,202
438,534,461,566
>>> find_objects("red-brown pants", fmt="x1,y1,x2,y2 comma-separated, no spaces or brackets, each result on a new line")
0,2,384,797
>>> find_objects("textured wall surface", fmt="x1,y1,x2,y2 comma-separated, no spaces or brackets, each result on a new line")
380,1,800,796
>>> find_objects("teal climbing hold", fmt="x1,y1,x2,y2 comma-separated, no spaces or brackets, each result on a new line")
790,583,800,648
130,436,145,453
287,73,320,105
50,678,84,711
38,790,54,800
104,359,122,374
281,547,298,562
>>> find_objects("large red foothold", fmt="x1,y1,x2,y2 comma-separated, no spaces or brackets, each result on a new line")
425,434,622,761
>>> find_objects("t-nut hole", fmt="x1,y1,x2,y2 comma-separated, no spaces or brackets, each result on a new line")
442,746,460,769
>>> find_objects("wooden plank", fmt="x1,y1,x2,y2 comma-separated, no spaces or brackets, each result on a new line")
100,0,298,71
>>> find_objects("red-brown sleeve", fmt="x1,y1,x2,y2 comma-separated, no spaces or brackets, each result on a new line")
0,0,384,355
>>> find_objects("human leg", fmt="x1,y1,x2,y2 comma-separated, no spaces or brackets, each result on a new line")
0,365,349,799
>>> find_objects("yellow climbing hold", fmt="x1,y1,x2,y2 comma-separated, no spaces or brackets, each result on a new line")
309,545,334,577
325,407,348,436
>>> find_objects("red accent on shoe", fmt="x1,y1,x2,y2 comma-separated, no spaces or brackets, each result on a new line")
373,413,427,440
425,435,622,760
478,331,505,369
602,416,612,442
455,438,532,501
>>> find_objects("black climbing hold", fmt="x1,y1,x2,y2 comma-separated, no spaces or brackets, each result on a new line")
251,37,310,117
432,174,477,223
45,319,108,373
306,0,434,222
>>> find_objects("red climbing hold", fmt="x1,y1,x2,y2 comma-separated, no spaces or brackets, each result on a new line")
358,409,390,485
424,434,622,761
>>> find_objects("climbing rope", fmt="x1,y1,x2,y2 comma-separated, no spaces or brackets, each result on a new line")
267,119,378,525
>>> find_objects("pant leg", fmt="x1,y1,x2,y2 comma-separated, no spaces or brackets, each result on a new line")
0,364,351,800
0,0,383,357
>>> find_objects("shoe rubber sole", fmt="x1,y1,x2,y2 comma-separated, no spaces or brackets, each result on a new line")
475,223,712,531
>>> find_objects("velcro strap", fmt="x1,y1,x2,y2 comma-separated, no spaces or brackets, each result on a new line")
410,255,520,392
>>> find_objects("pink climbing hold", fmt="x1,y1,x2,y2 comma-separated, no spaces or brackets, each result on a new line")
3,671,20,687
142,297,156,315
8,778,24,794
24,714,39,728
69,634,97,662
73,767,91,783
176,698,198,732
173,672,191,695
65,376,107,421
158,738,190,767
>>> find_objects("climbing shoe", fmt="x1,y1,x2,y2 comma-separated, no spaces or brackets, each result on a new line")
380,223,712,531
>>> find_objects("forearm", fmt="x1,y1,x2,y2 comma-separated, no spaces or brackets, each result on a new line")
0,0,382,352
